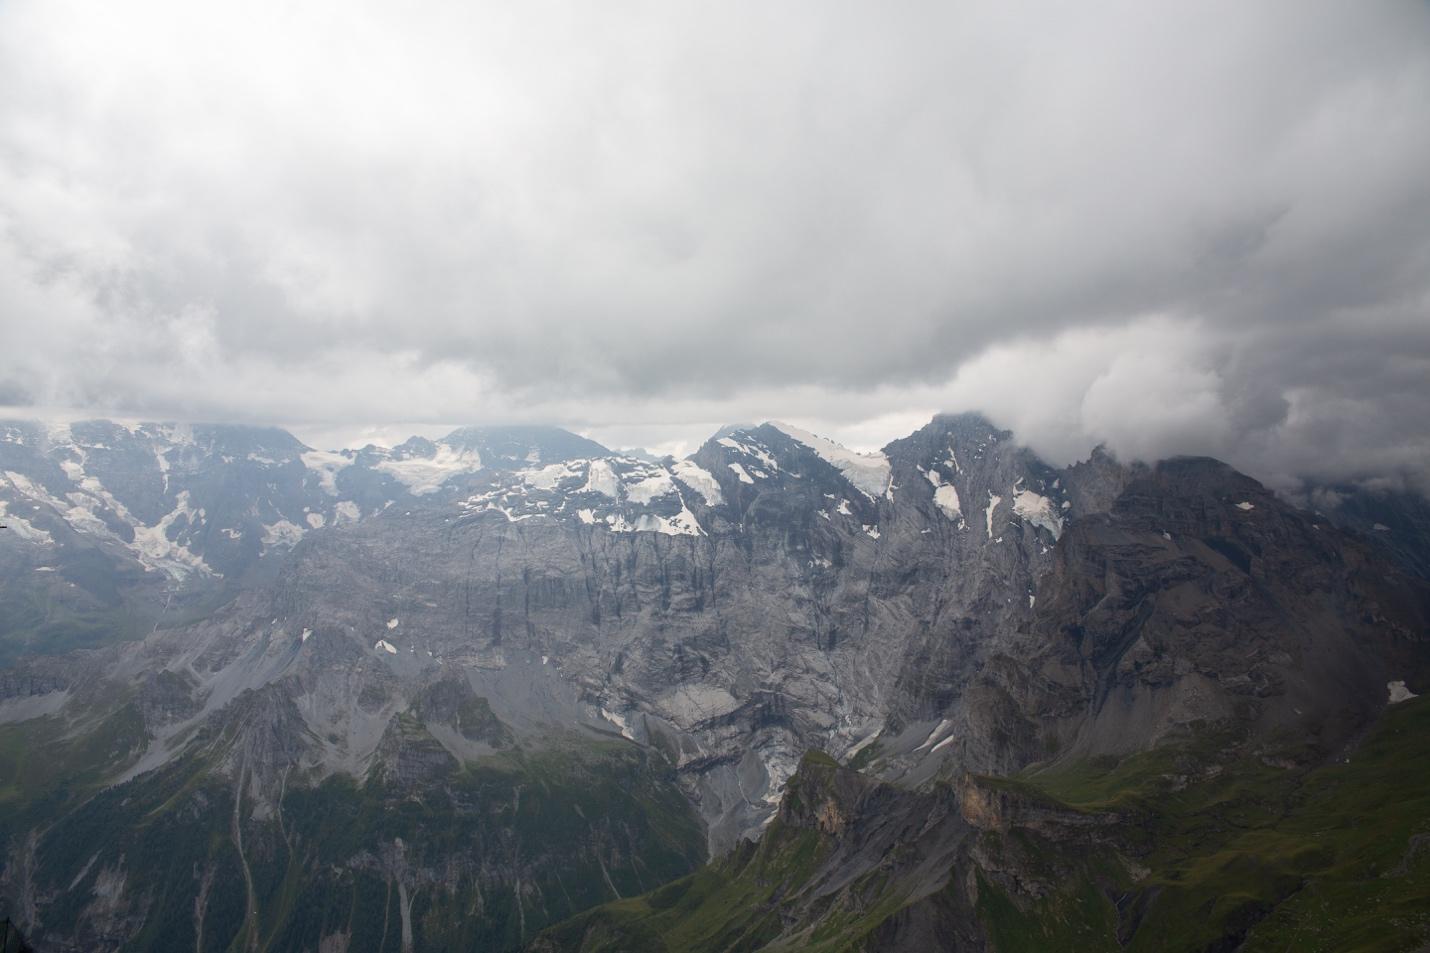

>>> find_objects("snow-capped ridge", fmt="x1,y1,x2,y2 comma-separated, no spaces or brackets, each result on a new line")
766,421,892,500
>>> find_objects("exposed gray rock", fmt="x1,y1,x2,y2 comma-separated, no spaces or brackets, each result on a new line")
2,412,1428,953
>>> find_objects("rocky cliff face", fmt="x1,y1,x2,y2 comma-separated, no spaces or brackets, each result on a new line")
1,413,1426,951
526,459,1430,953
963,457,1430,774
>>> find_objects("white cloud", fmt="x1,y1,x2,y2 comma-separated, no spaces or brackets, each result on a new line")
0,0,1427,490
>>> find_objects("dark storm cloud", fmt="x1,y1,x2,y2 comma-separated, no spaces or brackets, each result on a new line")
1,0,1428,488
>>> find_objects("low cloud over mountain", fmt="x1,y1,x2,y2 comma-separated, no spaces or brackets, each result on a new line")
2,0,1427,490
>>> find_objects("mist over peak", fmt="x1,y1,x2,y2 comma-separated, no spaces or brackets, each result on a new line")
2,0,1427,493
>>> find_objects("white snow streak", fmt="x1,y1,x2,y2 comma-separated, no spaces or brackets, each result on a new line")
768,421,891,500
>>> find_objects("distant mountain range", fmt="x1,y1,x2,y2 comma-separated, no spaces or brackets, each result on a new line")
1,414,1427,951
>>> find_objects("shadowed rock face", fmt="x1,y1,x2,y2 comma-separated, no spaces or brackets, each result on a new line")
1,414,1427,951
966,458,1430,773
1310,482,1430,581
1,918,35,953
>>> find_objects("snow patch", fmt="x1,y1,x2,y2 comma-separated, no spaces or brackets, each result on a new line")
728,462,755,484
1012,488,1062,538
0,500,53,545
717,437,778,471
1235,501,1255,511
374,639,397,655
261,519,305,548
9,469,211,576
300,446,353,492
767,421,890,499
600,708,636,740
1388,680,1418,704
305,512,326,529
924,468,963,522
671,461,723,505
480,503,533,523
376,445,482,495
130,491,212,576
616,506,705,537
624,471,676,504
581,459,621,497
933,485,962,522
915,719,953,752
523,462,578,490
985,492,1003,538
386,618,400,629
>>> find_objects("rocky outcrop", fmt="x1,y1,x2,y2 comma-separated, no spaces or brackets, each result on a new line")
0,672,67,703
415,677,514,748
135,669,202,728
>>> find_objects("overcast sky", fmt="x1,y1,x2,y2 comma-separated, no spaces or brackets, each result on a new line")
3,0,1428,490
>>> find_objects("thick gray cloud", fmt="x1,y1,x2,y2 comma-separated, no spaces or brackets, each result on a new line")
2,0,1428,489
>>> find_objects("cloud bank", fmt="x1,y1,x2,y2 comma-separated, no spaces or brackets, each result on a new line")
2,0,1428,489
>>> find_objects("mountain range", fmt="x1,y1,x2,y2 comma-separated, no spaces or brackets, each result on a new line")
1,414,1426,952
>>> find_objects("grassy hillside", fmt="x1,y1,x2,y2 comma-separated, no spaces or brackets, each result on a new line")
997,695,1430,952
0,705,705,952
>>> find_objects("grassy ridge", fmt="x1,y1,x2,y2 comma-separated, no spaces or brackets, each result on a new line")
530,698,1430,952
0,697,149,812
531,752,947,953
529,827,830,953
973,697,1430,952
